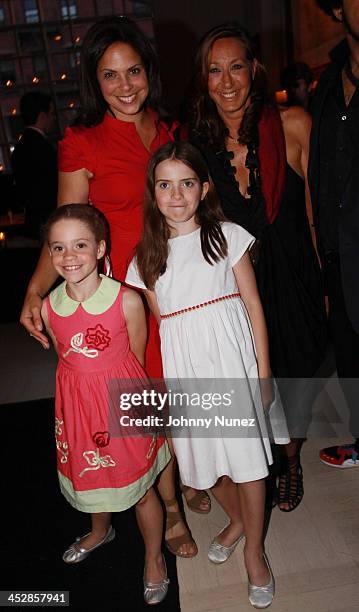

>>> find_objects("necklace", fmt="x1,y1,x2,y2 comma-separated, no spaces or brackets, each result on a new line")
344,59,359,88
227,133,240,144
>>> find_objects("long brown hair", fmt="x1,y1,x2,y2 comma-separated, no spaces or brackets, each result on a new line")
189,23,268,148
136,141,228,290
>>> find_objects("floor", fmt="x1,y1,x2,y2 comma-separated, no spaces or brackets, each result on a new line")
178,438,359,612
2,323,358,611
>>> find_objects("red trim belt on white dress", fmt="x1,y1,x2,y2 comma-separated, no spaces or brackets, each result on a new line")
160,293,241,319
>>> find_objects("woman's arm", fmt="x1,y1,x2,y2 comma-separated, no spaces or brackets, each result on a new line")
19,168,90,347
233,252,271,378
40,300,57,351
122,288,148,367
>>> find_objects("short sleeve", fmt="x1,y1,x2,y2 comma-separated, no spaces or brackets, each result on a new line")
125,257,147,290
58,126,94,173
223,222,255,267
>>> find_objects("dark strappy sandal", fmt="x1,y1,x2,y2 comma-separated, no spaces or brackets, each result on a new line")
164,498,198,558
277,454,304,512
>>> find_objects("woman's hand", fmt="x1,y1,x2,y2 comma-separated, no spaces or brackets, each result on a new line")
20,290,50,349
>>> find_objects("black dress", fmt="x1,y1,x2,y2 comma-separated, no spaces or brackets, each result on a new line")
190,136,327,381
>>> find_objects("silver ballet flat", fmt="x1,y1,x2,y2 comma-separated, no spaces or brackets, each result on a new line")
208,526,245,564
143,555,170,606
62,525,115,564
248,553,275,609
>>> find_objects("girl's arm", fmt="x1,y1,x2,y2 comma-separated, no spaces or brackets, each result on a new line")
143,289,161,325
233,252,271,378
233,252,273,409
122,288,148,367
19,169,90,348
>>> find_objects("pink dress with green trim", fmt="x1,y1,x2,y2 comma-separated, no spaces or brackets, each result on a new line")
45,276,170,513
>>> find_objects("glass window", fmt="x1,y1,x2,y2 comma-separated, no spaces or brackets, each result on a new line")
0,0,154,171
46,25,72,51
95,0,113,15
131,1,152,17
18,29,43,53
24,0,39,24
0,59,16,85
0,30,16,54
60,0,77,20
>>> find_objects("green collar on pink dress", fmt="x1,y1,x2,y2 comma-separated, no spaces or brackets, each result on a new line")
49,275,121,317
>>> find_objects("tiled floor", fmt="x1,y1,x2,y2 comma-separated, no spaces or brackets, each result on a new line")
177,438,359,611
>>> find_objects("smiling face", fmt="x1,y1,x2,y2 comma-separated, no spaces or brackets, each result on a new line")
96,41,149,120
154,159,209,236
48,219,105,286
207,37,255,121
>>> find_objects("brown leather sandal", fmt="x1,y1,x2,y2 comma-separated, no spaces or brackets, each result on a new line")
181,485,211,514
164,498,198,558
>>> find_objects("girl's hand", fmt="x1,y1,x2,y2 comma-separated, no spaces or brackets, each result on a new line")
20,290,50,349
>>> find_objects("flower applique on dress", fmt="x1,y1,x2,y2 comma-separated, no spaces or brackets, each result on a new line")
63,325,111,359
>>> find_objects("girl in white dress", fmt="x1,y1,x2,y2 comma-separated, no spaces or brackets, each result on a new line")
126,141,288,608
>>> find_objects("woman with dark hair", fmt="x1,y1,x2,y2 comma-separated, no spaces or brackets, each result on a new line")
20,16,202,561
188,23,327,514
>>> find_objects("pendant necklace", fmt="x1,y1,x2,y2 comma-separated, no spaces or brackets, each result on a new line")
227,133,240,144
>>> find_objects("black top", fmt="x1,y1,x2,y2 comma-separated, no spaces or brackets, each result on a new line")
189,131,327,377
318,70,359,252
11,127,58,239
309,38,359,334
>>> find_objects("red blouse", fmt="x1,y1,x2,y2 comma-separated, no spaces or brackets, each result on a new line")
58,112,177,281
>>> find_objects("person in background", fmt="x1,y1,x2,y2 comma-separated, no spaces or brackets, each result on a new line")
309,0,359,468
11,91,57,239
280,62,314,111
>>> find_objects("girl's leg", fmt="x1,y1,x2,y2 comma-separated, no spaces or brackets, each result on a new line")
77,512,112,549
156,443,198,557
277,438,304,511
135,487,166,583
238,479,271,586
210,476,244,545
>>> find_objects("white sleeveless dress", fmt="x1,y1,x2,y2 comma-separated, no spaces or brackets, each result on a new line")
126,222,289,488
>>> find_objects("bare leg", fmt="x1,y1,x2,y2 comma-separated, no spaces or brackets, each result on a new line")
77,512,112,549
135,487,166,583
238,479,270,586
210,476,244,545
157,442,197,557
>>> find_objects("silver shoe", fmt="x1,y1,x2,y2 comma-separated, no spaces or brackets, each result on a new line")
248,553,275,609
208,526,245,564
143,555,170,606
62,525,115,564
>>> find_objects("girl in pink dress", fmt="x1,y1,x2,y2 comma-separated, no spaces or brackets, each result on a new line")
41,204,170,606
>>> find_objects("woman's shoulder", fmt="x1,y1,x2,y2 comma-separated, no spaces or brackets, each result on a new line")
61,121,101,146
59,121,105,169
279,105,311,131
